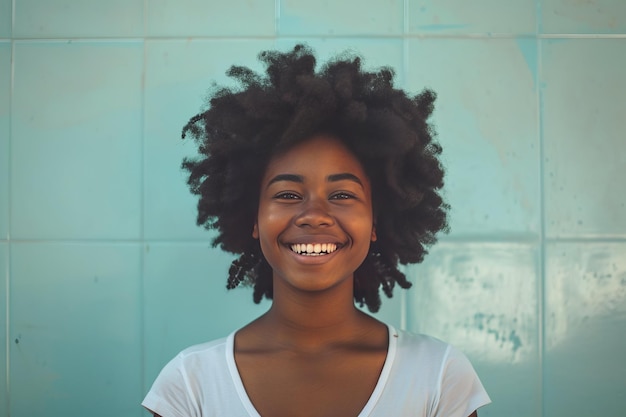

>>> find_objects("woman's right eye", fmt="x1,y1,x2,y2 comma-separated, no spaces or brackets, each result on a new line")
274,192,301,200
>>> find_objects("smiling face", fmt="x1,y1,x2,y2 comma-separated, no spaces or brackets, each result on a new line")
253,135,377,295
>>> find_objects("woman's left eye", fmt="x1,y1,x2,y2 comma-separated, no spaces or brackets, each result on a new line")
330,192,355,200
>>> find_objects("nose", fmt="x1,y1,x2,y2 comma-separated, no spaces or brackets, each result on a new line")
294,198,334,228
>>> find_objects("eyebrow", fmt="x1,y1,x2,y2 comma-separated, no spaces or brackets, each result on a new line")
266,174,304,187
327,173,363,187
266,172,363,188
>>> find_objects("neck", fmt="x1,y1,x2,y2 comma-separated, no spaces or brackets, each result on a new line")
258,276,374,352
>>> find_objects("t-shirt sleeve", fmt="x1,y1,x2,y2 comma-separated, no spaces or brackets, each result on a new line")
432,345,491,417
142,354,200,417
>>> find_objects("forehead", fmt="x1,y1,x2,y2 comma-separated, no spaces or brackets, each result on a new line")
263,135,367,178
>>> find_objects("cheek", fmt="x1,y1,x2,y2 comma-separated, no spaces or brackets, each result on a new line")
255,207,290,244
344,214,375,243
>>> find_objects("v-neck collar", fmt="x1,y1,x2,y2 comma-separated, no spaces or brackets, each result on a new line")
225,324,398,417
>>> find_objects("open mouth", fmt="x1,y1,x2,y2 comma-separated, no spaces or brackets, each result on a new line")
290,243,339,256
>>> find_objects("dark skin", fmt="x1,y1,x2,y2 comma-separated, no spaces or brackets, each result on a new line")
153,136,478,417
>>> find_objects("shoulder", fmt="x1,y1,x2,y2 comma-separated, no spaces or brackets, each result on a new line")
178,336,229,359
384,328,491,415
146,334,231,390
142,334,237,416
167,335,231,374
389,328,479,383
145,335,232,395
392,328,451,360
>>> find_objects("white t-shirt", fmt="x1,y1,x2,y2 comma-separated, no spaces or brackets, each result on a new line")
142,324,491,417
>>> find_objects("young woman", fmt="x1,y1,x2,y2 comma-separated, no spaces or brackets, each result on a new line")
143,44,490,417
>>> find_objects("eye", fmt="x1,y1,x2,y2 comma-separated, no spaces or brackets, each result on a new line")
330,192,356,200
274,192,301,200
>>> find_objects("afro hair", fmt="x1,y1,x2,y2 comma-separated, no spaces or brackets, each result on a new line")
182,44,449,312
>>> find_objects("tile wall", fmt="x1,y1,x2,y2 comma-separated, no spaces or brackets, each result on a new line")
1,1,624,416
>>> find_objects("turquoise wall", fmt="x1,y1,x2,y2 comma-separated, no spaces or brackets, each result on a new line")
1,1,625,416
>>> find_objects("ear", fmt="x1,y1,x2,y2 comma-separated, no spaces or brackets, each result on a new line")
371,224,377,242
252,222,259,239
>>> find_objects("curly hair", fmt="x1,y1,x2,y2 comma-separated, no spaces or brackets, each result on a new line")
182,44,448,312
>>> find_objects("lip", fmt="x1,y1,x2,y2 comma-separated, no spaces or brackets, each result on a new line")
284,233,345,245
283,234,346,248
282,235,347,265
285,244,342,265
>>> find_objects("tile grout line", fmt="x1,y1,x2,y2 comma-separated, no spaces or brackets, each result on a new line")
536,0,546,415
3,236,624,244
539,33,626,38
6,33,626,42
139,0,148,403
5,0,14,411
403,0,409,36
275,0,280,38
401,0,409,332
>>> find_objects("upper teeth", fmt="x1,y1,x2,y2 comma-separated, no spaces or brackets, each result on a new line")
290,243,338,256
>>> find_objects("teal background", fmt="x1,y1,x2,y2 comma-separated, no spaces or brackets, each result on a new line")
1,1,625,416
